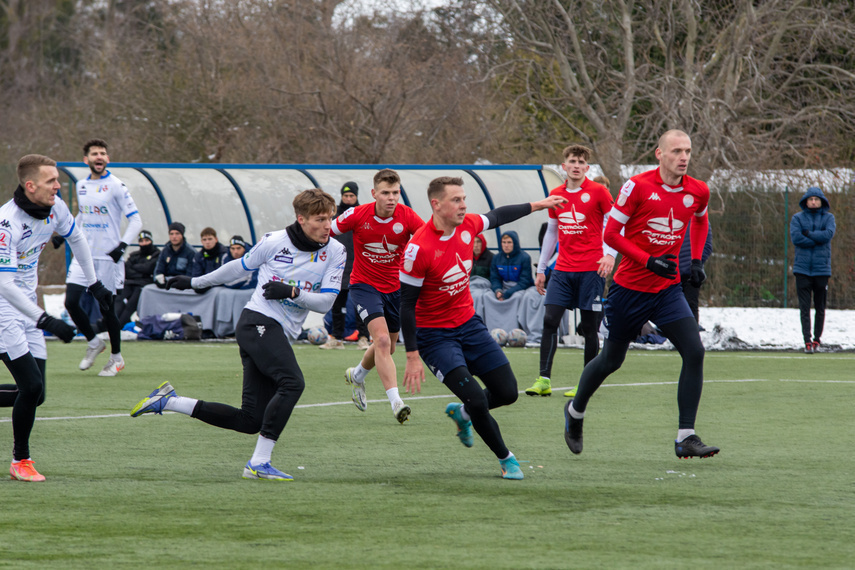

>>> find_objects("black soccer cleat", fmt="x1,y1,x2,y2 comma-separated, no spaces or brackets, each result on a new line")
564,400,583,454
675,435,720,459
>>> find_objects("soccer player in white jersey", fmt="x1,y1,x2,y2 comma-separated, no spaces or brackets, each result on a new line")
0,154,113,482
399,176,565,480
130,189,346,481
62,139,142,376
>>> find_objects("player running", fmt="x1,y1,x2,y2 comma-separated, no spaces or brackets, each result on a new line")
60,139,142,376
526,144,616,398
331,169,424,423
563,130,720,459
400,176,566,480
0,154,112,482
130,189,346,481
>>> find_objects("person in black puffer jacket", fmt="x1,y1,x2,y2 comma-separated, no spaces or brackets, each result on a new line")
115,230,160,326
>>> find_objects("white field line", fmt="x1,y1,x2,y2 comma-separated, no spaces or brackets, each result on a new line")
0,378,772,424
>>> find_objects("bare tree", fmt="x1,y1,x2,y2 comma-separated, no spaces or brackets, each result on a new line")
483,0,855,186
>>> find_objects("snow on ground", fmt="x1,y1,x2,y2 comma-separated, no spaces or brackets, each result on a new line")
42,294,854,351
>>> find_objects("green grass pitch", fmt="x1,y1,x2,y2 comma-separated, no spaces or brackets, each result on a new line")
1,341,853,568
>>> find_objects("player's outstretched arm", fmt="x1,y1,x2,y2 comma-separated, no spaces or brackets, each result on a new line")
399,282,425,394
483,196,567,230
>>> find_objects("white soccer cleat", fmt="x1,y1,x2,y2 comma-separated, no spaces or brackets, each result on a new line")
79,337,106,370
98,357,125,377
393,400,411,424
345,367,367,411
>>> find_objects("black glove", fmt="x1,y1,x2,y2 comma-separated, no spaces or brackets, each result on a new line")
262,281,300,300
166,275,194,290
51,235,65,249
802,229,810,237
88,280,113,312
108,242,128,263
646,254,677,279
36,313,75,343
689,259,706,287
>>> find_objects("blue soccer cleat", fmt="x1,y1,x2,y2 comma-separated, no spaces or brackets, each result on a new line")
499,455,524,480
130,381,176,417
445,402,474,448
242,461,294,481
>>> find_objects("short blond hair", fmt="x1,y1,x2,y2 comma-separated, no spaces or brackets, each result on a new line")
17,154,56,186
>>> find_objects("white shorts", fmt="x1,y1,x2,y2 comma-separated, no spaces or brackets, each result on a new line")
67,258,124,293
0,300,46,360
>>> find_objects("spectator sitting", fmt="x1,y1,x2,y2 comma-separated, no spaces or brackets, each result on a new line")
222,235,258,290
490,230,533,300
472,233,493,279
115,229,160,325
153,221,195,288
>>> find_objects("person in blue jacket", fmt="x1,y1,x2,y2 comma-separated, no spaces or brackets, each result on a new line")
153,222,196,288
490,230,533,300
790,186,835,353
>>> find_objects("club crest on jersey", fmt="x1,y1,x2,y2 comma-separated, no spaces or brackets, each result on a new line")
683,195,694,208
558,206,587,235
393,222,404,234
438,253,472,296
460,231,471,244
362,235,398,263
642,209,684,246
581,192,590,203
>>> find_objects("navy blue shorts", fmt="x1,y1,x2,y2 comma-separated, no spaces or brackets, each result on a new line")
349,283,401,333
602,283,693,343
544,270,605,311
417,314,509,383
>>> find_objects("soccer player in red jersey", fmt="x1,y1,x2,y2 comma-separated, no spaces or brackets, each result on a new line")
400,176,566,480
563,130,720,459
525,144,616,399
331,169,424,423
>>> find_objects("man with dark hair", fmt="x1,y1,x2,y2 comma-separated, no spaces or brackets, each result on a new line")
0,154,110,481
131,188,346,481
153,221,195,287
115,230,160,326
61,139,142,376
320,181,370,349
400,176,565,480
564,130,720,460
192,227,229,279
332,169,424,423
526,144,615,398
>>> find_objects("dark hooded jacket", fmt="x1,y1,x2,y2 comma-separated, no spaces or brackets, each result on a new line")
790,187,835,277
489,230,533,299
472,234,493,279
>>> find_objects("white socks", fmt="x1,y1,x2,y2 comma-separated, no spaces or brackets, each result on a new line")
351,363,369,384
386,387,401,410
163,396,198,415
459,405,471,421
250,435,276,466
567,403,585,420
676,429,695,443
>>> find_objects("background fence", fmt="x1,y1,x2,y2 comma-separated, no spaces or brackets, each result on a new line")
1,164,852,309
